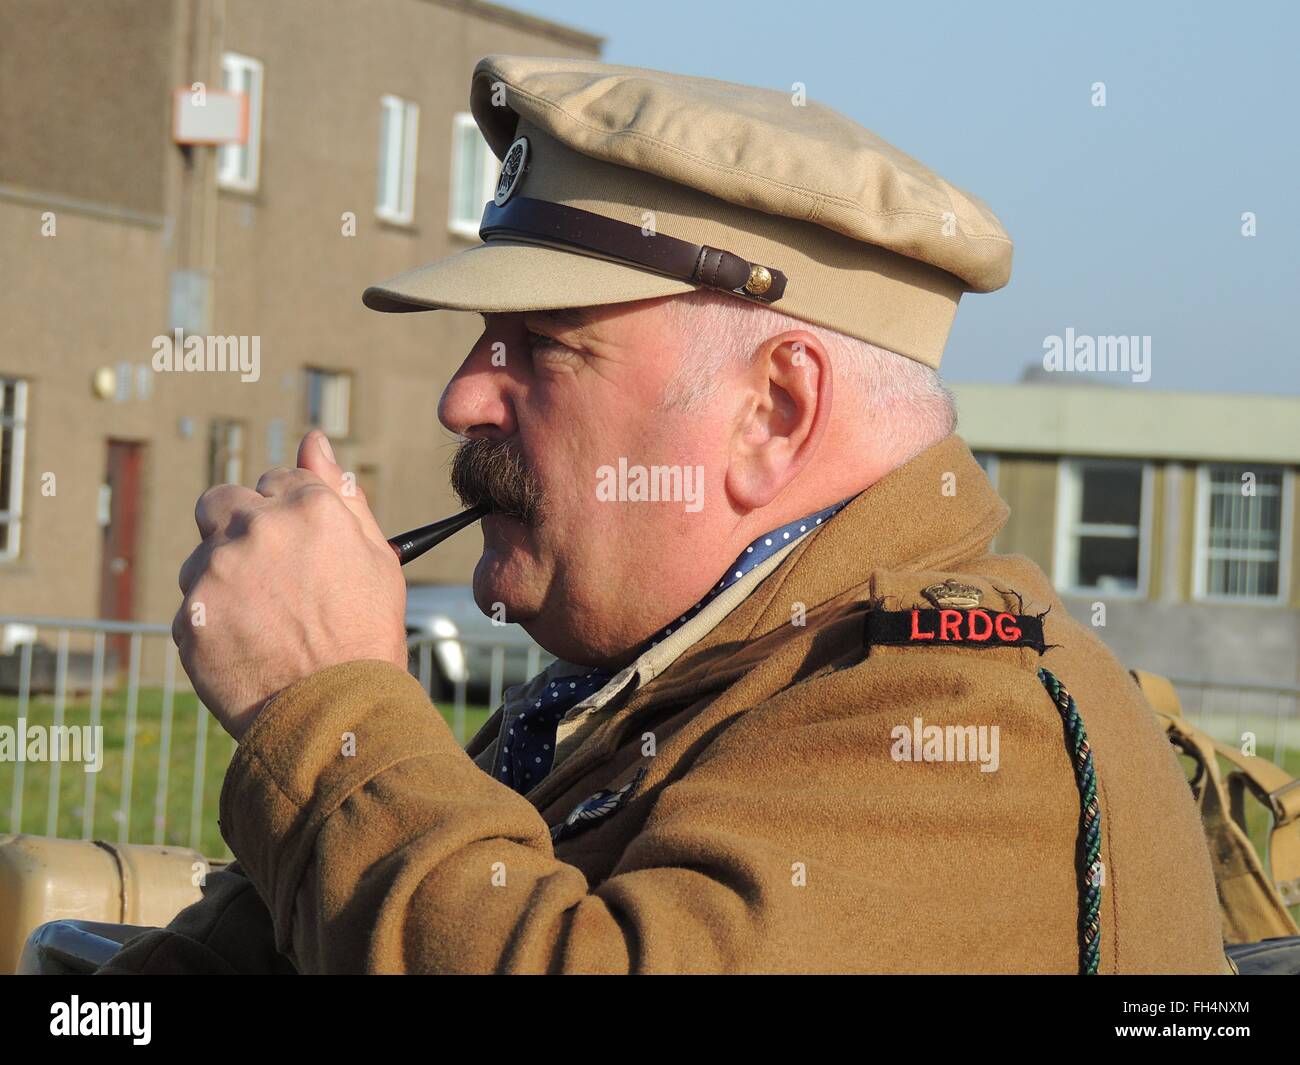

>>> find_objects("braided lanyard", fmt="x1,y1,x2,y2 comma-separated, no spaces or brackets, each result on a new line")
1037,667,1102,975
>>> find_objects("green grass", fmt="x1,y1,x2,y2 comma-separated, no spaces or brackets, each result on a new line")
0,687,490,859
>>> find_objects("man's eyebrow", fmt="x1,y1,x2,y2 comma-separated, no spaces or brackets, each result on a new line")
528,308,594,330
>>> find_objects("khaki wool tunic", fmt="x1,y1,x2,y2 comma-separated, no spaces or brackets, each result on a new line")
100,436,1226,974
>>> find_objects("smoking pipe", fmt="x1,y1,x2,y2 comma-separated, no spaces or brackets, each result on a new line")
386,504,489,565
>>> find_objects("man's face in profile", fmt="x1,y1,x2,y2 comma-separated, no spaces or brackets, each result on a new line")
440,297,736,667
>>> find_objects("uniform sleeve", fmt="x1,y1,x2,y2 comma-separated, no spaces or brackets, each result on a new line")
96,862,296,975
217,653,1089,974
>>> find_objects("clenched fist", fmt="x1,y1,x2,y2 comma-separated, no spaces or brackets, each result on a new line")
173,431,408,740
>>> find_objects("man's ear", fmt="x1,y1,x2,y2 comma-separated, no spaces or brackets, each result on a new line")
724,330,832,511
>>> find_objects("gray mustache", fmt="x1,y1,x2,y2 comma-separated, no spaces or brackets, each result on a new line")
450,438,546,526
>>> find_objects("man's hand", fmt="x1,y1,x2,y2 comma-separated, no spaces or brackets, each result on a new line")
174,431,408,740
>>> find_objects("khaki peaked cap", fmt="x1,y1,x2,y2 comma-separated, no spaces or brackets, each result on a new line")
363,56,1013,368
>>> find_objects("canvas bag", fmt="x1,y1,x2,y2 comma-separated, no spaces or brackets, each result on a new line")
1132,669,1300,944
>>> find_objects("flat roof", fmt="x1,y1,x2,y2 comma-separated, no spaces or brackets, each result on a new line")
951,383,1300,464
429,0,604,50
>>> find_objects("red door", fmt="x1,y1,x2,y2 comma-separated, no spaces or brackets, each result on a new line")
98,441,144,664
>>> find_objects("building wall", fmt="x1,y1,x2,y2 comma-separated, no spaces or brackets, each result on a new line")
1146,465,1166,601
0,201,170,619
977,447,1300,687
0,0,174,215
0,0,599,641
988,454,1058,569
1057,596,1300,688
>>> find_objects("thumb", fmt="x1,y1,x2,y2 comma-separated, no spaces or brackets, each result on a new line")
296,431,387,546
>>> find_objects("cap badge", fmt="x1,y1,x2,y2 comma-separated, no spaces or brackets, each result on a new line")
921,579,983,609
494,136,530,206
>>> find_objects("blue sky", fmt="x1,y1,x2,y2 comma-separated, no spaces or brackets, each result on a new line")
507,0,1298,394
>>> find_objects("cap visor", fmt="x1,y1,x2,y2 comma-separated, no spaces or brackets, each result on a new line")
362,240,697,314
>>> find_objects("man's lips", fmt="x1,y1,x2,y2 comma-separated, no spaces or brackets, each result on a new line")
481,510,530,542
461,490,539,526
482,506,528,526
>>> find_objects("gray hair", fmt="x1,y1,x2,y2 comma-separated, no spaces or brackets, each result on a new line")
659,290,956,467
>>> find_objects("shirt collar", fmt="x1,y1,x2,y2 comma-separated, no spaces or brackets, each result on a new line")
497,496,856,728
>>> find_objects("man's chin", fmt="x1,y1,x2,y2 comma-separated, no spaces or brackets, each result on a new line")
470,537,541,627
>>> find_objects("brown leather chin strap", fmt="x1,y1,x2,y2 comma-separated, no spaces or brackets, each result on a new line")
479,196,789,305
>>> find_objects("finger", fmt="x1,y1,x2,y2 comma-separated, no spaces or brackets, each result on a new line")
171,600,194,651
178,539,213,596
295,430,387,546
195,484,261,540
171,606,186,650
255,465,321,499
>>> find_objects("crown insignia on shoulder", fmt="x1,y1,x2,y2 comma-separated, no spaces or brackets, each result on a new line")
921,579,983,609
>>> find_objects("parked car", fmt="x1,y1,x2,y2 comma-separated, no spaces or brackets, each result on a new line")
0,624,117,695
404,584,553,701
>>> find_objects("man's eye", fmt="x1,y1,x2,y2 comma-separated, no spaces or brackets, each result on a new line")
526,330,577,360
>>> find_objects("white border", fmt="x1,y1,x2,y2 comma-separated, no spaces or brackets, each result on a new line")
1052,457,1153,598
376,95,419,225
0,378,27,562
217,53,263,192
447,113,498,240
305,368,352,439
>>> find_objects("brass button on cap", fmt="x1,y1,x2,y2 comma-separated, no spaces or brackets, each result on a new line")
744,264,773,295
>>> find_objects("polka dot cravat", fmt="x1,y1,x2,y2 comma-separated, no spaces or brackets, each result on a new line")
496,498,852,793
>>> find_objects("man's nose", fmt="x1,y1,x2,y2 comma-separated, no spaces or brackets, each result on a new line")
438,330,518,438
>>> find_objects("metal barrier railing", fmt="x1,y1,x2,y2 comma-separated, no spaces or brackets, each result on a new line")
409,632,548,738
0,615,552,859
0,615,212,851
1167,677,1300,763
3,614,1294,856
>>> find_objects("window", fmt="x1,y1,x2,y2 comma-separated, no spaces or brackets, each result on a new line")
1054,458,1152,595
448,113,498,238
376,95,420,224
972,451,999,488
218,52,263,191
1194,464,1291,602
266,418,286,465
305,369,351,438
0,377,27,560
971,451,1001,551
208,420,245,487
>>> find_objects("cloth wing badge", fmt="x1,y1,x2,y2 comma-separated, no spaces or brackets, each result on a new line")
551,766,648,844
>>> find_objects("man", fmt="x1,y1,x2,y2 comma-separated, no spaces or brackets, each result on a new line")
102,57,1225,974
